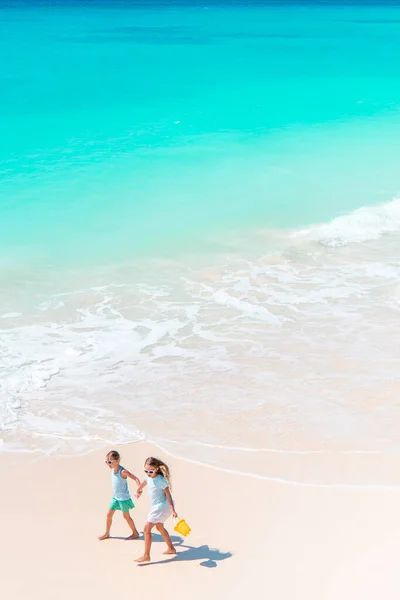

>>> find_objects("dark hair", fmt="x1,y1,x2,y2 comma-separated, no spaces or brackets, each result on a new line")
145,457,171,486
106,450,120,461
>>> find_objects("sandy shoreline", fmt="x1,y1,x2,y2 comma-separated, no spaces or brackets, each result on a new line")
2,441,400,599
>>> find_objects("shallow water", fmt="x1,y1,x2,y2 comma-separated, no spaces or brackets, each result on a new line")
1,1,400,485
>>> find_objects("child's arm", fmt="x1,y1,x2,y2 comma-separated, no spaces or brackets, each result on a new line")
121,469,141,487
134,479,147,498
165,487,177,519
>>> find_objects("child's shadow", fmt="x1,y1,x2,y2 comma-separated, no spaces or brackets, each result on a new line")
139,534,232,568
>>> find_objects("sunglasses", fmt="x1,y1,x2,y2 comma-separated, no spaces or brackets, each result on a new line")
144,469,156,474
105,460,115,465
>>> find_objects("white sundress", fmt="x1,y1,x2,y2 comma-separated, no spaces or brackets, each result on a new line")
146,474,173,524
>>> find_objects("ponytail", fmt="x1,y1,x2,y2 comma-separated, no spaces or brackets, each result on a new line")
145,457,171,486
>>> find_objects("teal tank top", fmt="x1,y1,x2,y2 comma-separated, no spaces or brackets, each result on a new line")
111,466,131,501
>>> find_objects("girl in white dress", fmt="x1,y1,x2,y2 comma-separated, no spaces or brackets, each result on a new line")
135,457,177,563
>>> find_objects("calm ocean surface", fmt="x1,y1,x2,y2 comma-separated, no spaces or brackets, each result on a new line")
1,1,400,483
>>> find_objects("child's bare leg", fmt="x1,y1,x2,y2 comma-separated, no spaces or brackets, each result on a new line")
156,523,176,555
123,511,139,540
98,509,115,540
135,522,154,562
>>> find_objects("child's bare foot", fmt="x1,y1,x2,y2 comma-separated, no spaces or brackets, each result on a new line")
98,533,110,540
135,555,151,563
163,548,177,555
125,532,140,540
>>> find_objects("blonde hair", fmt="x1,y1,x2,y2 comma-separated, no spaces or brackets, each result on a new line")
145,457,171,486
106,450,120,461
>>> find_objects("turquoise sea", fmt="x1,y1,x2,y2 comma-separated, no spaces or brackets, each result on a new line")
1,1,400,483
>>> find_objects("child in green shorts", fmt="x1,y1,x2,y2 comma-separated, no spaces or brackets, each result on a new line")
99,450,142,540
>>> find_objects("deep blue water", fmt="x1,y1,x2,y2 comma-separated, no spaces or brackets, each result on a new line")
1,0,400,263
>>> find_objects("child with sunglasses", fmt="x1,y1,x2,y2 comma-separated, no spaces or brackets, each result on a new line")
134,457,178,563
98,450,142,540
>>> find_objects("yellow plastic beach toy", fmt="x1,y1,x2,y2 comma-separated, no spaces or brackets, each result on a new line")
174,517,191,537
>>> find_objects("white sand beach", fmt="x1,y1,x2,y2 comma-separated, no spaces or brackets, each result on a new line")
2,441,400,600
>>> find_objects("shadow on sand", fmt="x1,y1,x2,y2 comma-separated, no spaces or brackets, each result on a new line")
137,534,233,568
